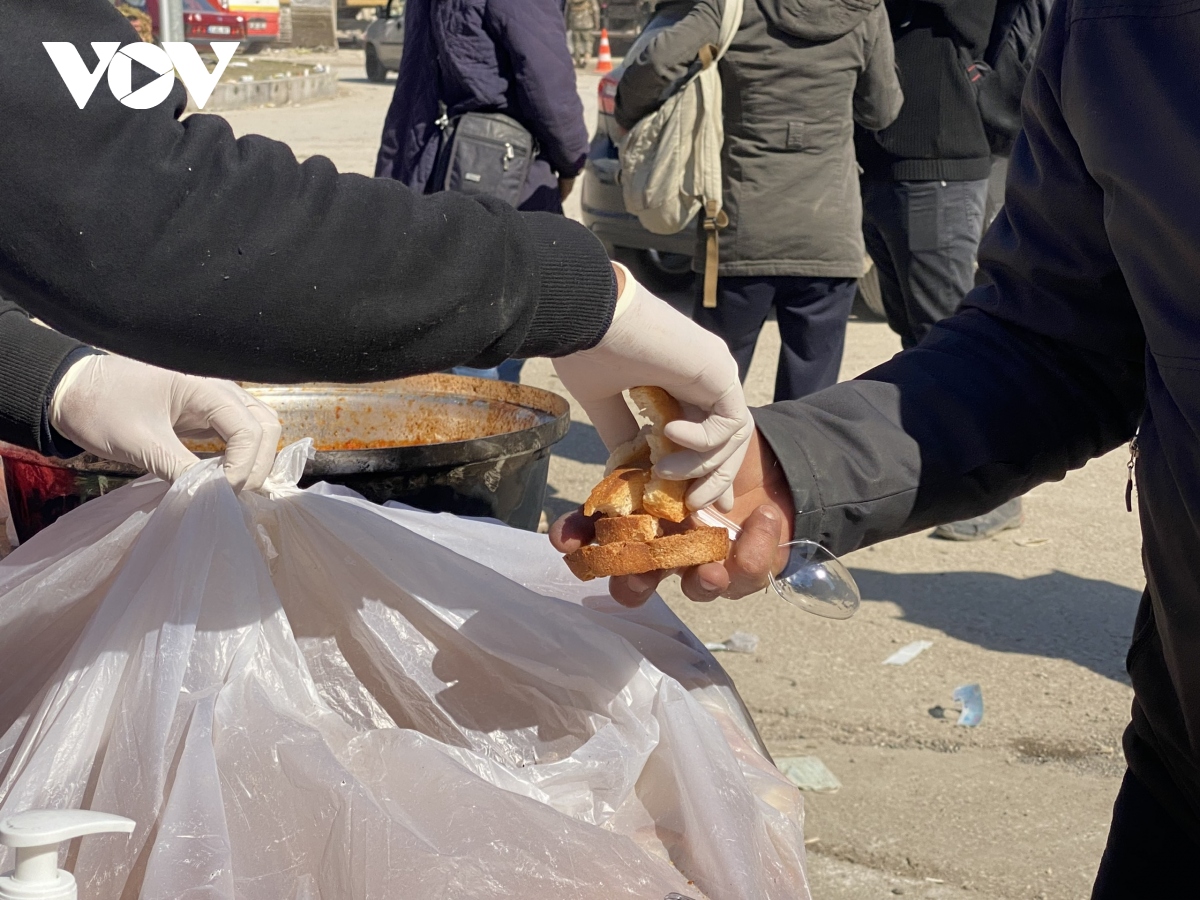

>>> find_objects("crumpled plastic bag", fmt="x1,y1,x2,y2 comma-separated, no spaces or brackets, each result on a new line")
0,441,809,899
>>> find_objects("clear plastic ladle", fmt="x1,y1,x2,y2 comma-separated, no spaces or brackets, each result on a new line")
693,507,861,619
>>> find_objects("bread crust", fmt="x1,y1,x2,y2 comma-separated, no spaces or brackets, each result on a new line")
594,514,662,544
582,467,649,517
603,427,653,475
563,527,731,580
642,476,688,523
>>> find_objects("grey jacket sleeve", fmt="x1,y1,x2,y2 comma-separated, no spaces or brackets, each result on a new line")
753,0,1145,556
853,2,903,131
613,0,720,131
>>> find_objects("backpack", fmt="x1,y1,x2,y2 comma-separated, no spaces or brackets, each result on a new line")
966,0,1054,157
618,0,743,308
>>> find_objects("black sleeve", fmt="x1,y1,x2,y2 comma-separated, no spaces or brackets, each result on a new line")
753,0,1146,556
0,0,615,387
0,301,97,456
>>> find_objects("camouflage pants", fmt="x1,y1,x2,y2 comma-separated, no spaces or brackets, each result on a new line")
569,29,594,66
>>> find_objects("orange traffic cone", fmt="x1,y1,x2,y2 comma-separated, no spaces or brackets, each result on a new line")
595,28,613,73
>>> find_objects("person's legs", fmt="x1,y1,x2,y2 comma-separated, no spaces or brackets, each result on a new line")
861,180,916,347
570,30,589,67
772,277,858,402
897,178,989,346
449,365,500,380
693,276,776,384
888,176,1022,538
495,358,524,383
1091,770,1200,899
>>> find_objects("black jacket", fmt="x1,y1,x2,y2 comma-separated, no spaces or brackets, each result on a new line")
756,0,1200,840
855,0,998,181
0,0,616,455
615,0,902,278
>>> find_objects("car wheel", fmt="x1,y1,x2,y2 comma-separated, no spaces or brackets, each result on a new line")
636,248,695,291
238,41,264,55
365,45,388,83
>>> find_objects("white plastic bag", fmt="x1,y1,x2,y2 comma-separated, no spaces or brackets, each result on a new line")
0,442,809,899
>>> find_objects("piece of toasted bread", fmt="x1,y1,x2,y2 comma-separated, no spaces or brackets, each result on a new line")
629,385,684,431
594,514,662,545
563,527,730,580
641,476,688,523
582,467,649,517
629,386,684,464
603,426,653,475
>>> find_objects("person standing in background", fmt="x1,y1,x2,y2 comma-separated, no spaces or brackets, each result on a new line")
375,0,590,383
855,0,1023,540
615,0,901,403
566,0,601,67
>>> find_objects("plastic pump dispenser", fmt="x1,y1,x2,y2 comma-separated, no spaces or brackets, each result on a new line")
0,810,135,900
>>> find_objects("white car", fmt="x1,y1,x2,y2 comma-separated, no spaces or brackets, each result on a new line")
363,0,404,83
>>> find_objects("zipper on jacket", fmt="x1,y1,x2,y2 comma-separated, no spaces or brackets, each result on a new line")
502,142,515,171
1126,432,1140,512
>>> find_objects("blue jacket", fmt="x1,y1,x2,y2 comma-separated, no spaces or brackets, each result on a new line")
375,0,590,212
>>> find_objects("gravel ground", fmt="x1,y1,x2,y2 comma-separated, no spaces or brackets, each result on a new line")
0,51,1140,899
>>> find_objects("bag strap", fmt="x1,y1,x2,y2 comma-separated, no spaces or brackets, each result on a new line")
699,0,742,308
715,0,743,62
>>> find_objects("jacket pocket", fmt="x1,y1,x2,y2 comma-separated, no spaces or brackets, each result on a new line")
785,120,839,154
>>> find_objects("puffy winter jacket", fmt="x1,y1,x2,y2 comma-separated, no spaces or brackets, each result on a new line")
376,0,591,212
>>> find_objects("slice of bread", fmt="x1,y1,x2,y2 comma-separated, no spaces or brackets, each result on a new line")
629,386,684,464
629,385,684,433
642,476,688,523
583,467,649,518
594,514,662,545
563,527,731,581
603,426,653,476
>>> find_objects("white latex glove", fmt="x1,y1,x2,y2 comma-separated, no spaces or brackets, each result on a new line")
49,354,282,492
553,263,753,511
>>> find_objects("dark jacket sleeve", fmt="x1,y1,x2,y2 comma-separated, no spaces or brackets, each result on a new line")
754,0,1145,556
0,0,614,389
853,1,903,131
486,0,590,177
613,0,720,131
0,301,97,456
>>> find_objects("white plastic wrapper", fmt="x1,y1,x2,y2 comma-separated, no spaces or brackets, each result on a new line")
0,442,809,899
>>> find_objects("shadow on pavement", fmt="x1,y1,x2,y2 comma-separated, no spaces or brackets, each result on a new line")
554,421,608,467
851,567,1141,683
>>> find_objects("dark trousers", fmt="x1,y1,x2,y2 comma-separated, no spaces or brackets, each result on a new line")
861,178,988,349
693,275,857,403
1092,770,1200,898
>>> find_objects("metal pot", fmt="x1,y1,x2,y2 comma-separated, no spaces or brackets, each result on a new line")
0,374,569,543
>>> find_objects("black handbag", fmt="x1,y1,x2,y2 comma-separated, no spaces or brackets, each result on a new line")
431,108,536,206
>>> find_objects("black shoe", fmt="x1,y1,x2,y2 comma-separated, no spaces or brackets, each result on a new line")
932,498,1023,542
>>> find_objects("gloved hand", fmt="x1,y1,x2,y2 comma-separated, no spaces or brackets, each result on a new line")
49,354,281,492
553,263,753,511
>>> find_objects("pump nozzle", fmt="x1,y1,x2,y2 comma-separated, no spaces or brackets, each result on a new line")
0,809,134,900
